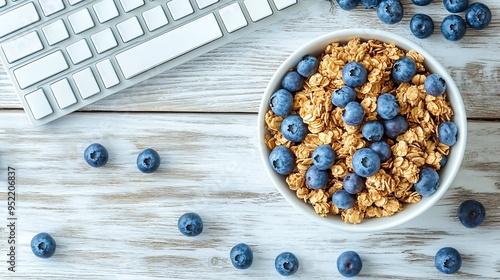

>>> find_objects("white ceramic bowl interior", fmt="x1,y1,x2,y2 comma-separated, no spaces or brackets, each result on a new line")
258,29,467,232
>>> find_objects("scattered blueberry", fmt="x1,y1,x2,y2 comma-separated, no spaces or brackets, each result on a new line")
306,165,330,189
441,14,466,41
270,89,294,117
411,0,432,5
465,2,492,30
439,154,448,168
281,71,304,93
352,148,381,177
383,114,408,138
343,173,365,194
31,232,56,258
337,251,363,277
438,121,458,146
332,190,356,209
268,145,296,175
458,199,486,228
84,143,109,167
435,247,462,274
360,0,381,8
370,141,392,162
376,93,400,120
230,243,253,269
410,13,435,39
362,120,385,142
377,0,404,25
281,115,308,143
297,55,319,77
391,56,417,83
443,0,468,13
342,62,368,88
414,167,440,196
342,101,365,126
331,86,357,108
275,252,299,276
336,0,360,10
424,74,447,96
178,212,203,237
312,144,336,170
137,148,161,173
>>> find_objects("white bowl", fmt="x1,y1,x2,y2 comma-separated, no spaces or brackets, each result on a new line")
257,29,467,232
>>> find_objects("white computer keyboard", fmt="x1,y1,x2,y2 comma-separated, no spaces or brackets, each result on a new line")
0,0,319,125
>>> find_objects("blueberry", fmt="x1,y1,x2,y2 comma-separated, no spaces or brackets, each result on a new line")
297,55,319,77
336,0,360,10
360,0,381,8
332,190,356,209
84,143,109,167
352,148,381,177
377,0,404,25
312,144,336,170
376,93,400,120
370,141,392,162
268,145,296,175
362,120,385,142
465,2,492,30
281,115,308,143
410,14,435,39
275,252,299,276
441,14,466,41
414,167,440,196
31,232,56,258
391,56,417,83
270,89,293,117
458,199,486,228
230,243,253,269
342,62,368,88
306,165,329,189
178,212,203,237
424,74,447,96
331,86,357,108
435,247,462,274
281,71,304,93
411,0,432,5
439,154,448,168
337,251,363,277
137,148,161,173
443,0,468,13
383,114,408,139
438,121,458,146
343,173,365,194
342,101,365,126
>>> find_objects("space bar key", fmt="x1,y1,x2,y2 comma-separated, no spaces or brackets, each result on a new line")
115,13,223,79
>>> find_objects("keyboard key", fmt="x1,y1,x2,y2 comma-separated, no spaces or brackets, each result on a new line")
2,32,44,63
42,19,70,45
68,0,85,5
91,28,118,53
96,59,119,88
13,50,69,89
116,16,144,43
0,2,40,38
50,78,77,109
116,13,222,79
73,67,100,99
25,89,53,120
244,0,273,22
39,0,65,16
142,6,168,31
219,3,247,33
167,0,194,20
0,0,6,8
66,39,93,64
93,0,120,23
68,8,95,34
273,0,297,10
195,0,218,9
119,0,144,12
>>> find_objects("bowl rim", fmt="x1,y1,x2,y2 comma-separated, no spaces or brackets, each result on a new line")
257,28,467,232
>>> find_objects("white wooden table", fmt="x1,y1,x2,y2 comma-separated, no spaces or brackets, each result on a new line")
1,1,499,279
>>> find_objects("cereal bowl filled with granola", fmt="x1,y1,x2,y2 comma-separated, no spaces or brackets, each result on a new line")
258,29,466,232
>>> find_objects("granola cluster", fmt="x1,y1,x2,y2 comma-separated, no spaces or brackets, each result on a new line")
264,38,454,224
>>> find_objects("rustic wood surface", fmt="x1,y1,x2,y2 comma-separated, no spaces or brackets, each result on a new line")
1,0,499,279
